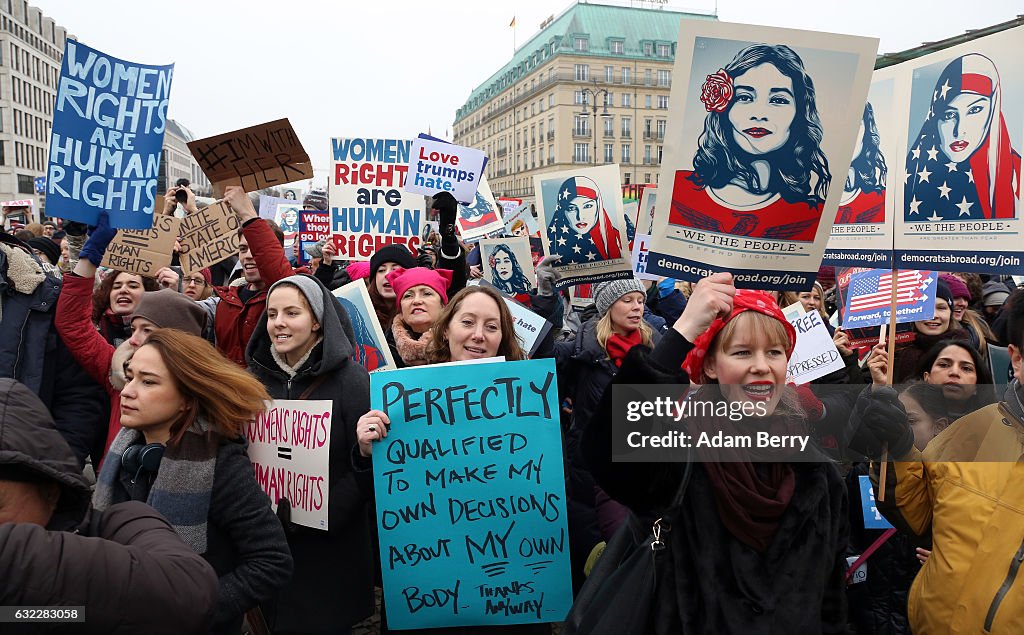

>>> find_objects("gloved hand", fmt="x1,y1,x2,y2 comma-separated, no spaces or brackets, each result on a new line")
432,192,462,260
275,497,298,535
78,211,117,266
848,387,914,460
535,254,562,296
657,277,677,299
416,244,436,269
793,384,825,421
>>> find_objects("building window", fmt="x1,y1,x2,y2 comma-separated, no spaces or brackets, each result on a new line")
604,143,613,163
548,93,555,107
549,147,555,164
656,120,667,138
644,118,652,138
645,94,652,109
657,95,669,109
645,69,652,86
574,64,589,81
573,115,589,136
657,70,671,87
658,145,663,163
622,67,631,84
610,40,624,55
17,173,33,194
622,93,631,108
605,65,614,83
574,91,589,106
643,42,653,56
603,118,613,137
574,37,589,52
621,117,631,138
574,143,589,163
644,145,652,163
622,144,631,164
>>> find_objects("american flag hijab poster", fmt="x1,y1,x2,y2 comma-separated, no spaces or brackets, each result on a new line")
893,24,1024,276
823,65,900,269
533,164,634,290
646,20,878,291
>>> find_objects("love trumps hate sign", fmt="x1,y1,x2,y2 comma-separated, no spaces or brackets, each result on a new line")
371,359,572,629
405,135,486,204
47,40,173,228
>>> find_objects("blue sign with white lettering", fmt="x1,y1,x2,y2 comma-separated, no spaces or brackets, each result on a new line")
859,475,894,530
47,40,173,228
371,359,572,629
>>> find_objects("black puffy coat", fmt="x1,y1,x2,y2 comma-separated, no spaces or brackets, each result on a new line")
247,275,375,632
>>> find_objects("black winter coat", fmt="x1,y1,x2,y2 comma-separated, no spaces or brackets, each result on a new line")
581,334,850,634
247,275,375,632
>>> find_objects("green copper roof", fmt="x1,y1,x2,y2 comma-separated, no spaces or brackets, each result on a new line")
454,2,716,122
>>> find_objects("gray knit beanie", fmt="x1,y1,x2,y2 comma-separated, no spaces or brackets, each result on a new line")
268,275,325,324
594,277,647,317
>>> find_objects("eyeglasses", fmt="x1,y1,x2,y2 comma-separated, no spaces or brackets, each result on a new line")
184,277,207,286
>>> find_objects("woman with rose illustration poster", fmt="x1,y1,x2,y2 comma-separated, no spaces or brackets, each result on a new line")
670,44,830,241
904,53,1021,222
835,102,887,224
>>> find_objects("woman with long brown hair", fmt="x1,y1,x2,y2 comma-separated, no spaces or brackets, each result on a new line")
92,329,293,635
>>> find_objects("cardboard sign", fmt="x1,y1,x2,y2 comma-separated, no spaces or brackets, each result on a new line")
823,67,898,268
332,280,398,373
178,201,240,275
858,475,894,530
842,269,938,329
503,296,553,357
47,41,173,228
371,359,572,629
534,164,634,290
457,175,506,241
782,302,846,384
479,237,536,296
297,211,330,265
101,214,181,276
503,202,540,238
646,20,878,290
892,24,1024,275
406,135,487,204
244,400,332,530
330,137,424,261
631,233,660,281
187,119,312,194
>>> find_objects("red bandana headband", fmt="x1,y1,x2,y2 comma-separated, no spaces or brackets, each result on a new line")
681,290,797,380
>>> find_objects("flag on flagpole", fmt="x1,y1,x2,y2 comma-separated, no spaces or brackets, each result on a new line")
509,16,516,27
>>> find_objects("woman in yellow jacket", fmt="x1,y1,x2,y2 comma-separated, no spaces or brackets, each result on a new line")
856,289,1024,633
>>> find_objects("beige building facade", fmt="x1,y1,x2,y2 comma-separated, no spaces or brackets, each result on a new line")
452,2,715,202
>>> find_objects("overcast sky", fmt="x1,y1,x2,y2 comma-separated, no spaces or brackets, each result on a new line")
32,0,1023,186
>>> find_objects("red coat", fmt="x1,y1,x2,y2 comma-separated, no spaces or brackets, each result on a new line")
55,272,121,455
213,218,294,366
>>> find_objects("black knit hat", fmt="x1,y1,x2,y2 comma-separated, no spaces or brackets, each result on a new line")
27,237,60,265
369,244,416,278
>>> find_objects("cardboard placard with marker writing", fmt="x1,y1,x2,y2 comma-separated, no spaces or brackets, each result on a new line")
178,201,240,275
188,119,313,195
101,214,181,276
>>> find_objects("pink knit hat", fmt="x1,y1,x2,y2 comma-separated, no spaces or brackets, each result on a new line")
385,267,454,308
346,261,371,281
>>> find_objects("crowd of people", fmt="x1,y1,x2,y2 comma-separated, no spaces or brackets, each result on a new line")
1,182,1023,634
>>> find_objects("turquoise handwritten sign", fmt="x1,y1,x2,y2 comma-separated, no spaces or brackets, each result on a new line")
371,359,572,629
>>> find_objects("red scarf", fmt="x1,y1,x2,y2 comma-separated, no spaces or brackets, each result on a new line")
606,329,643,367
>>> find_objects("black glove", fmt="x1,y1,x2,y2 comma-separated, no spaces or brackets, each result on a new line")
275,497,299,535
431,192,462,260
848,387,914,460
63,221,89,237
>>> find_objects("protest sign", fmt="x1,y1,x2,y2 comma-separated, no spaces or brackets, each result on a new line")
842,269,938,329
330,137,424,261
858,475,894,530
497,197,523,218
47,40,173,228
406,135,487,204
371,359,572,629
457,175,506,241
503,296,552,357
534,164,633,290
646,20,878,290
178,201,240,276
332,280,398,373
631,233,660,281
823,67,899,268
479,237,536,296
570,283,594,309
892,24,1024,275
636,186,658,236
503,202,540,238
101,214,180,276
781,302,846,384
835,267,915,351
187,119,312,195
244,399,332,530
623,202,639,248
298,211,330,265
